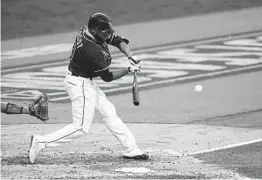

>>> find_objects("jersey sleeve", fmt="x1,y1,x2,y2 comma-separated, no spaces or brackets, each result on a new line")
96,69,113,82
106,33,129,47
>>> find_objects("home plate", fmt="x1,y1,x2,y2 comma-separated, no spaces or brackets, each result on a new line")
115,167,156,173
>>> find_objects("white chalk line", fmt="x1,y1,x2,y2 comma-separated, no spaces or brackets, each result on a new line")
72,139,260,179
2,31,262,73
187,138,262,156
158,140,261,180
73,138,262,156
155,138,262,157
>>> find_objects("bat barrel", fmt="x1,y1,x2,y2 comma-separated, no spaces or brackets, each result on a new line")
133,101,140,106
132,72,140,106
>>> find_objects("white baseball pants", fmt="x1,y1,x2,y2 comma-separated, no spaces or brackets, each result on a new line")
37,72,139,153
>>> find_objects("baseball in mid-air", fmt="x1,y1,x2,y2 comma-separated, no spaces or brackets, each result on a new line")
194,85,203,92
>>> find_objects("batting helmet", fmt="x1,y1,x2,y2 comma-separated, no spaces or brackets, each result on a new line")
88,13,115,42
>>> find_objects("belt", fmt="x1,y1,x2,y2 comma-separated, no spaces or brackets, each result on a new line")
68,67,94,80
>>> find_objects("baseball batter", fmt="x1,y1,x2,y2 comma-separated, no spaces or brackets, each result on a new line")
29,13,149,163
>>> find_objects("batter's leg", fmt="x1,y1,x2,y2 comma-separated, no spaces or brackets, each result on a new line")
95,85,148,159
29,76,97,163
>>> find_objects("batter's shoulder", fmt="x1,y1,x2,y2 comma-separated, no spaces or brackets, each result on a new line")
82,27,97,44
107,33,129,47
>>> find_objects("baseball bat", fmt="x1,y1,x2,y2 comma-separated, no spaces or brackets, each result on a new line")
132,71,140,106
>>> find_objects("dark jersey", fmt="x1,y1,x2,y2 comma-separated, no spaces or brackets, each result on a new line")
69,26,129,78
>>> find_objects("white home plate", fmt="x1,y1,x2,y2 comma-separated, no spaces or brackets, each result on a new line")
115,167,156,173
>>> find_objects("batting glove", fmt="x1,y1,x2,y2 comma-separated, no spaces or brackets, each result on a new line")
128,63,141,74
128,55,140,64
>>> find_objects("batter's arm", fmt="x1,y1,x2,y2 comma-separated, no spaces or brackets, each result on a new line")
106,34,134,59
118,42,140,64
118,42,133,58
99,63,140,82
99,69,129,82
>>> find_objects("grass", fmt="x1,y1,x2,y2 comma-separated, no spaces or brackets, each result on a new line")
2,0,262,40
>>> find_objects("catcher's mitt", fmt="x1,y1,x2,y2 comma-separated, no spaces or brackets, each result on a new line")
29,93,49,122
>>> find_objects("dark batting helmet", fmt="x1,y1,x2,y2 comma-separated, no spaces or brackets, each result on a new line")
88,13,115,42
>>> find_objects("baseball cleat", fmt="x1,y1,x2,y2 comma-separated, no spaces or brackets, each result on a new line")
123,153,149,160
123,148,149,160
29,135,44,164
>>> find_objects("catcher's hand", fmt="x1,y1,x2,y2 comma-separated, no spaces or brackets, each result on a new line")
29,93,49,122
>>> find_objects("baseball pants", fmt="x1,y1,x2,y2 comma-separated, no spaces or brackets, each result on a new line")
37,71,139,153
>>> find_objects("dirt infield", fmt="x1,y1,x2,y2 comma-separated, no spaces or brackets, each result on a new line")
2,0,262,40
3,123,258,179
2,152,240,179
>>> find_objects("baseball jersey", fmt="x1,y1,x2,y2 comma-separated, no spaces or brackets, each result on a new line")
69,26,129,78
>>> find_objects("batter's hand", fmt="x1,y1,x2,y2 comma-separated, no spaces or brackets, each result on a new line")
128,63,141,74
128,55,140,64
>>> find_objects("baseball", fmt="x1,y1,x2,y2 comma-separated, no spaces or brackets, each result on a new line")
194,85,203,92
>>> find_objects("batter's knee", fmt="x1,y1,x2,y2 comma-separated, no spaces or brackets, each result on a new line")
71,120,89,134
100,101,117,119
72,115,93,134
